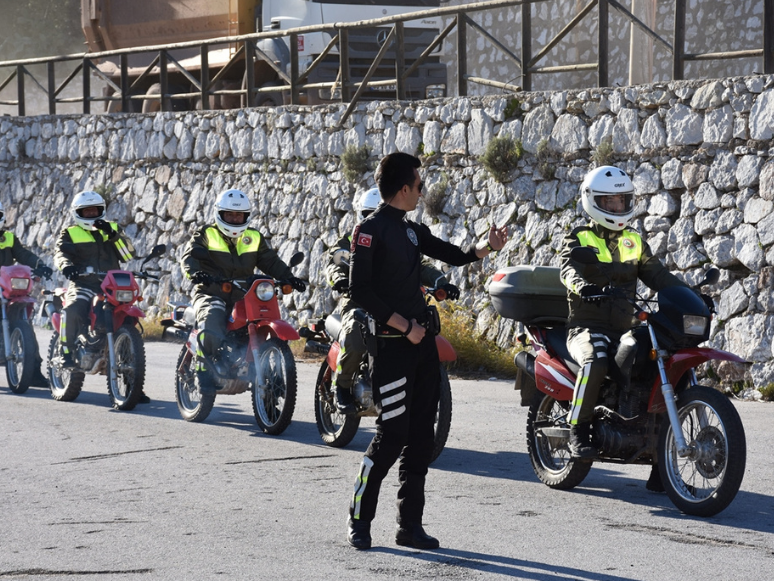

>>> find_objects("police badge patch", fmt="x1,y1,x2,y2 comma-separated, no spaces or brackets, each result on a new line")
622,238,634,248
242,236,252,245
406,228,418,246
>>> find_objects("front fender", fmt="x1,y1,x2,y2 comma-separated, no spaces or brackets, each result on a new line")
648,348,747,413
257,320,300,342
435,335,457,362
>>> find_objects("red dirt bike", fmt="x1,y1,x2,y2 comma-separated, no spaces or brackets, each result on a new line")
300,269,454,463
161,251,304,435
45,244,166,410
489,246,747,517
0,264,50,393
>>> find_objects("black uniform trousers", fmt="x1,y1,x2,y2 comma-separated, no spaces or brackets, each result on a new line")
350,331,440,526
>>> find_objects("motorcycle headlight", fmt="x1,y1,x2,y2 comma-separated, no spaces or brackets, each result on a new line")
10,278,29,290
255,281,275,302
683,315,708,336
115,290,134,303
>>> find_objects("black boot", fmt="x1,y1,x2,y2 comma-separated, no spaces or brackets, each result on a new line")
29,368,49,388
568,423,598,459
347,518,371,550
137,391,151,404
396,523,440,550
646,464,665,492
335,386,356,414
60,353,76,369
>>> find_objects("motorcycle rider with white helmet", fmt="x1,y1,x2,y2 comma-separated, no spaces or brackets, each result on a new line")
0,200,54,386
560,166,689,490
54,191,137,377
326,187,458,413
181,188,306,392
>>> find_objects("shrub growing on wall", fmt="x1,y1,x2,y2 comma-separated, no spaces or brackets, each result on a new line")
342,145,370,183
480,136,523,183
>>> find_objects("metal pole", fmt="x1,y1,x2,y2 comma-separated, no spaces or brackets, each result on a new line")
82,58,90,114
522,1,532,91
120,54,129,112
598,0,609,87
457,12,467,97
673,0,685,80
396,22,406,100
290,33,299,105
765,0,774,74
200,45,209,110
47,61,56,115
159,50,169,111
17,65,25,117
245,38,256,106
340,28,351,103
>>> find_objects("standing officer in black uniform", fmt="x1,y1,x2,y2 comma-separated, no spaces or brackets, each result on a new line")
346,152,508,550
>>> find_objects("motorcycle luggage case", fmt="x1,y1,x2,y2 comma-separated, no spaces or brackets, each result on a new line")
489,266,568,324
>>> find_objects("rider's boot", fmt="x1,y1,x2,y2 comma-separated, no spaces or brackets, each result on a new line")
395,522,440,550
347,518,371,550
137,391,151,404
568,422,598,459
335,384,356,415
646,464,665,492
29,367,49,387
61,352,76,369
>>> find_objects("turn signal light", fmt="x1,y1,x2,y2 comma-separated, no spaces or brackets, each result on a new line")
637,312,649,321
281,284,293,295
649,349,658,360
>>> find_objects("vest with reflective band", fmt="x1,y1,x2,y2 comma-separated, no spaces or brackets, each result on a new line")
576,229,642,263
204,227,261,256
67,223,132,262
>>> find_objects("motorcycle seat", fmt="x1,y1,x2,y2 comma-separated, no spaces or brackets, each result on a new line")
545,327,581,376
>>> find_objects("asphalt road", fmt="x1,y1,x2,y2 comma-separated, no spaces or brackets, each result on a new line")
1,329,773,580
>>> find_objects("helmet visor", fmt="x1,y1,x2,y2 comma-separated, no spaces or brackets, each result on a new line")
219,210,249,226
594,193,634,216
76,205,105,219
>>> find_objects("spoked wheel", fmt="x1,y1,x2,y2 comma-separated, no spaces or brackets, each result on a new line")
429,365,453,464
106,326,145,411
314,360,360,447
47,332,84,402
658,386,746,517
251,337,297,435
174,345,216,422
5,320,36,394
526,393,592,489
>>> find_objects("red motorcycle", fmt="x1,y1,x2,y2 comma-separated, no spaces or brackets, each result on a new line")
162,252,304,435
489,247,747,517
45,244,166,410
300,275,454,463
0,264,48,393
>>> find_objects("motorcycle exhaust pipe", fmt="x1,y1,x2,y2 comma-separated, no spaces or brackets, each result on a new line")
161,327,189,343
514,351,538,407
304,340,330,355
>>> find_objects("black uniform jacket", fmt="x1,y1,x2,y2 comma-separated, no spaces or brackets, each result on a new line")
349,204,478,325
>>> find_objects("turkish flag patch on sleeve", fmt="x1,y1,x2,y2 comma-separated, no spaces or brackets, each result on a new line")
357,232,372,248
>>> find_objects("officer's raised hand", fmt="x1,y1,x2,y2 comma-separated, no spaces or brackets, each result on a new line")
93,219,114,237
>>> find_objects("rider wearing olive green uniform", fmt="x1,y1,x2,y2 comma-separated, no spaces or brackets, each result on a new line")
180,189,306,384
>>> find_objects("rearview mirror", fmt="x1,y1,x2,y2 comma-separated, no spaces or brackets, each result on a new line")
289,252,304,268
701,267,720,287
332,249,350,267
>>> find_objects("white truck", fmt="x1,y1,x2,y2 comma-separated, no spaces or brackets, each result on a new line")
81,0,447,112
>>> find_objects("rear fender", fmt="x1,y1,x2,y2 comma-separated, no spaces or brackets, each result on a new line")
648,348,747,412
52,312,62,333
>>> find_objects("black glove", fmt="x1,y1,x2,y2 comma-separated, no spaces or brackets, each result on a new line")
332,279,348,293
289,277,307,292
34,265,53,280
62,265,80,281
579,284,604,304
440,283,460,301
93,219,113,236
700,293,715,312
190,271,213,286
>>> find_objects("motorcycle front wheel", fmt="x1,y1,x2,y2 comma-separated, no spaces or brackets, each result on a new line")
107,325,145,411
526,393,592,489
251,337,297,435
5,320,36,394
174,345,216,422
657,385,746,517
47,332,84,402
314,359,361,447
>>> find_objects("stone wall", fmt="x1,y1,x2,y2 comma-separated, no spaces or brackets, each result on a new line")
2,74,774,389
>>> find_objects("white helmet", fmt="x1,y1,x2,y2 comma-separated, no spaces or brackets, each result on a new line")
72,190,106,230
357,187,381,220
0,200,5,230
580,166,635,231
215,189,251,239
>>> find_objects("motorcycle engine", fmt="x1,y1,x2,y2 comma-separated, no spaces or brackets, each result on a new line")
353,377,373,409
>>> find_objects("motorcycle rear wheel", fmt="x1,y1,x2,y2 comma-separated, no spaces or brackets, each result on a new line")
5,320,36,394
314,359,361,447
47,333,84,402
251,337,297,435
429,365,453,464
107,325,145,411
174,345,216,422
657,385,746,517
526,393,592,489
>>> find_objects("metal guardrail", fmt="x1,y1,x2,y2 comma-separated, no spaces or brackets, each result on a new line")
1,0,772,121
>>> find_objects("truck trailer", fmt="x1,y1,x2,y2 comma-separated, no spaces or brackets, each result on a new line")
81,0,447,112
